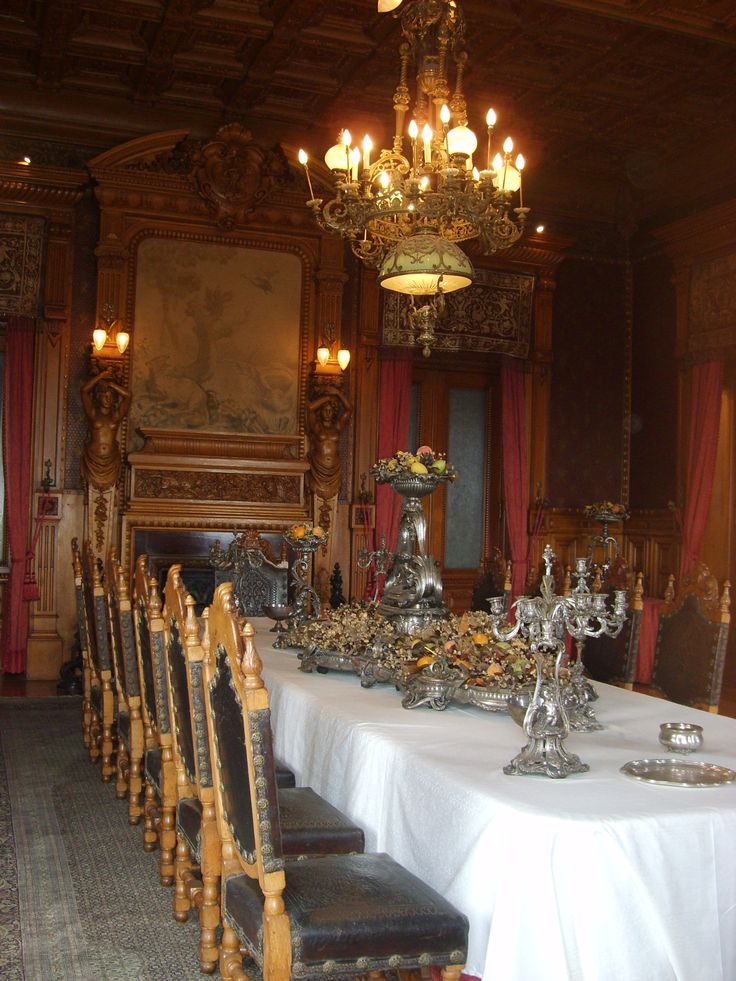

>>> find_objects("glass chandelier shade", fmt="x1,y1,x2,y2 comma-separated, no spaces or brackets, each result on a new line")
378,233,474,294
298,0,529,280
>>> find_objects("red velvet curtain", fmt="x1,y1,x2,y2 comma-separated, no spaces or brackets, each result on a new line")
375,354,412,552
1,316,36,674
501,358,529,603
679,360,723,581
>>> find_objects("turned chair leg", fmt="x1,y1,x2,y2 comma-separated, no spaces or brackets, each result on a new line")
82,696,92,749
173,834,192,922
89,716,101,763
128,755,143,825
199,868,220,974
159,802,176,886
101,722,115,782
115,743,129,799
143,782,159,852
220,924,247,980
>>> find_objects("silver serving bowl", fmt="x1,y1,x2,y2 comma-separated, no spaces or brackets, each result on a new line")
659,722,704,754
263,604,293,622
507,687,534,727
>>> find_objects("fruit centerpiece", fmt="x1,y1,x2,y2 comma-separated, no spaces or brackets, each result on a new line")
287,603,555,712
583,501,630,524
370,447,458,634
283,521,329,550
372,446,457,496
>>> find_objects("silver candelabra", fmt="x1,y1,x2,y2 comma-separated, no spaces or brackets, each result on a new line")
488,545,627,778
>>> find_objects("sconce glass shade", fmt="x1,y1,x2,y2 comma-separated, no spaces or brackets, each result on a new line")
92,328,107,352
337,349,351,370
378,233,474,295
115,330,130,354
316,346,330,366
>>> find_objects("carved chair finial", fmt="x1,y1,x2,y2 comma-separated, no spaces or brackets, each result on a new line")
184,592,199,641
240,621,264,691
633,571,644,609
721,580,731,623
148,575,162,617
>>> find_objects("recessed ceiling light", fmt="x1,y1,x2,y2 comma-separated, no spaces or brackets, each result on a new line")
535,224,545,233
19,156,31,165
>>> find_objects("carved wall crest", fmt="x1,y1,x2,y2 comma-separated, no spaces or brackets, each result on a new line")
382,267,534,357
192,124,290,229
689,253,736,353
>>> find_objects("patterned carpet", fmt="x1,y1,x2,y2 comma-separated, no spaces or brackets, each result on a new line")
0,698,207,980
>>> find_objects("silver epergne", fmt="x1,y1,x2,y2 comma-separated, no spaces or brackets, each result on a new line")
377,473,449,634
288,536,322,629
488,545,627,778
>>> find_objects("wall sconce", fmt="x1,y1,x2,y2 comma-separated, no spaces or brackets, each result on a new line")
316,322,350,372
92,301,129,354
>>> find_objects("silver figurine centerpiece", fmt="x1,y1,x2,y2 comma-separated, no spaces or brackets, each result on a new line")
488,545,627,779
371,449,457,635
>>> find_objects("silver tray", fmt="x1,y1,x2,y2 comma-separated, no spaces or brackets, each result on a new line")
621,758,736,787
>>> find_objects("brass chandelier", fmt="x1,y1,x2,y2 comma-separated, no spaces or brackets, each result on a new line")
298,0,529,302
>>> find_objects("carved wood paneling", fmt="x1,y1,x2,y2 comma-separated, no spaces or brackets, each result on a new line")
133,469,302,505
530,507,679,600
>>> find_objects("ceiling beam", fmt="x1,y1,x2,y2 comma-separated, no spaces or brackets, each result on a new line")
530,0,736,46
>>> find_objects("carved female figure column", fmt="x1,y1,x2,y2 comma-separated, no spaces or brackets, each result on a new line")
305,381,352,605
81,365,131,563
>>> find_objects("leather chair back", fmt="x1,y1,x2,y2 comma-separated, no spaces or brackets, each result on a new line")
652,564,731,711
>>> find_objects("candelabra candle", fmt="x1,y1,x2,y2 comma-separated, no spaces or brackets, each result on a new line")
488,544,628,778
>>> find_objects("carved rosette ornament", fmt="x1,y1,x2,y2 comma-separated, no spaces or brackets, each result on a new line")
192,124,290,229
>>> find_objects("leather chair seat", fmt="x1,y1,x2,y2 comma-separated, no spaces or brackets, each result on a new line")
279,788,364,855
177,796,203,859
90,685,102,716
275,759,296,788
224,852,468,977
117,709,130,745
145,746,162,792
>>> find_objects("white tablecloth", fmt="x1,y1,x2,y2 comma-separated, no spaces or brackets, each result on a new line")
252,620,736,981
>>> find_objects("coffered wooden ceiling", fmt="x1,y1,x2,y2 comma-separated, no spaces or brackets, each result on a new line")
2,0,736,235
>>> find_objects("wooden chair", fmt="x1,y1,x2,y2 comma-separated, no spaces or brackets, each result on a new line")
78,541,116,782
71,537,95,756
132,554,177,884
471,548,512,614
165,566,364,973
649,563,731,712
163,564,221,973
105,549,146,823
582,571,644,689
203,582,468,981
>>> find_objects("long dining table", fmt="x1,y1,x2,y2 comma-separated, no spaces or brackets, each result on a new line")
251,619,736,981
